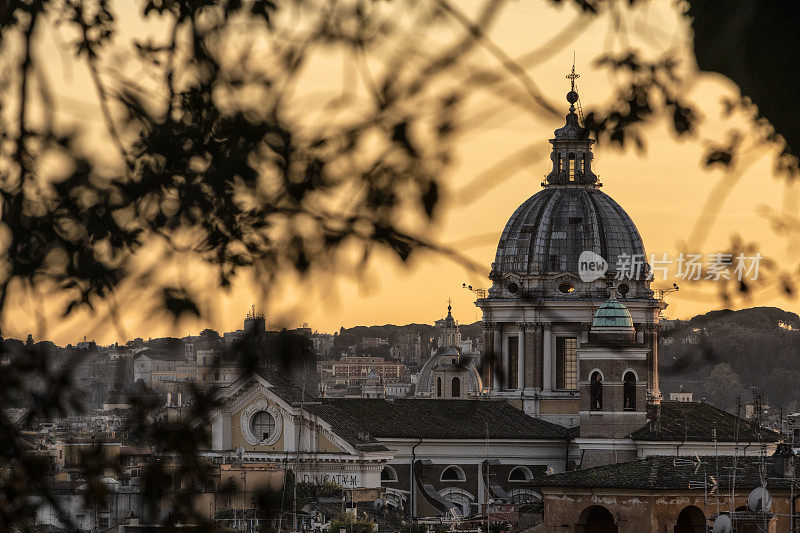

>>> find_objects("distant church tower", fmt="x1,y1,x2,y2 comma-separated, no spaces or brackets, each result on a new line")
476,66,665,426
434,299,461,350
416,301,483,399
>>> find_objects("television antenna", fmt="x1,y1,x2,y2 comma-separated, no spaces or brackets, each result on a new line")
462,283,486,299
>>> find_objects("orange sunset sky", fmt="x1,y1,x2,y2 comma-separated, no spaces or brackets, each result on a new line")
8,1,799,345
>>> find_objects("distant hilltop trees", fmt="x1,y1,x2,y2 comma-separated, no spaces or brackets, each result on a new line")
659,306,800,413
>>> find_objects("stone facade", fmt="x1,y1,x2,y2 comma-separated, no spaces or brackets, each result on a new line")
536,488,787,532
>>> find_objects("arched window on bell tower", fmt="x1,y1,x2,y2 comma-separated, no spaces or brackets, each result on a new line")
623,371,636,411
437,377,442,398
590,371,603,411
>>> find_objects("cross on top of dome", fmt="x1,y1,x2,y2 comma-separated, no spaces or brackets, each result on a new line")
566,61,580,109
566,62,580,87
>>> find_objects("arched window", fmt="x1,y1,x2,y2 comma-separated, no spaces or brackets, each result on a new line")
381,465,398,483
440,465,466,482
509,489,541,504
436,377,442,397
675,505,705,533
578,506,617,532
590,371,603,411
452,377,461,398
438,488,474,517
623,371,636,411
508,466,533,482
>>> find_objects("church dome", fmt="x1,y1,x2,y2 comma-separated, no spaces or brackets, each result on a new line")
493,187,645,276
415,302,482,398
592,297,634,329
492,72,645,278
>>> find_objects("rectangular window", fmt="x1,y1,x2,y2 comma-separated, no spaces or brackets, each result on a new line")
507,336,518,389
568,155,576,181
556,337,578,390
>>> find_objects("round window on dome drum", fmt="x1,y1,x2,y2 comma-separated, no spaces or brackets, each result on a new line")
617,283,629,297
507,281,520,294
558,283,575,294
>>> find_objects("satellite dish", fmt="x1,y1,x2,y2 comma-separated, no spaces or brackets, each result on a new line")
236,446,245,461
748,487,772,513
712,514,732,533
373,499,383,510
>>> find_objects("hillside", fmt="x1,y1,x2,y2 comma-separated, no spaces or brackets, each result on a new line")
334,320,484,355
659,307,800,412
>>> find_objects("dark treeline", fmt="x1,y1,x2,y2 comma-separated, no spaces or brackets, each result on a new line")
660,307,800,412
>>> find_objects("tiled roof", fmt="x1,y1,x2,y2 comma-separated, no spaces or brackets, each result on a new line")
134,349,183,361
314,398,569,440
244,371,567,452
630,401,781,443
254,368,310,405
534,454,796,491
302,402,390,453
251,369,389,453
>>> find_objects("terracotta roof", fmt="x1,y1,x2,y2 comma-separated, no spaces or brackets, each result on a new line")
313,398,569,440
630,401,781,443
534,453,796,491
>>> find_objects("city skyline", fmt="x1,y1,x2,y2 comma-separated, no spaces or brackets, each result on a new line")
3,2,798,531
3,1,796,347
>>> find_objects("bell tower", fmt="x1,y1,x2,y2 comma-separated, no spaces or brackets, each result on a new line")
577,294,650,466
435,299,461,350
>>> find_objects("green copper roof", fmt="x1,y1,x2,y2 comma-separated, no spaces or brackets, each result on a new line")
592,297,634,328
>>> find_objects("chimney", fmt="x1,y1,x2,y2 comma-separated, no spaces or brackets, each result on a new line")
770,442,794,478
